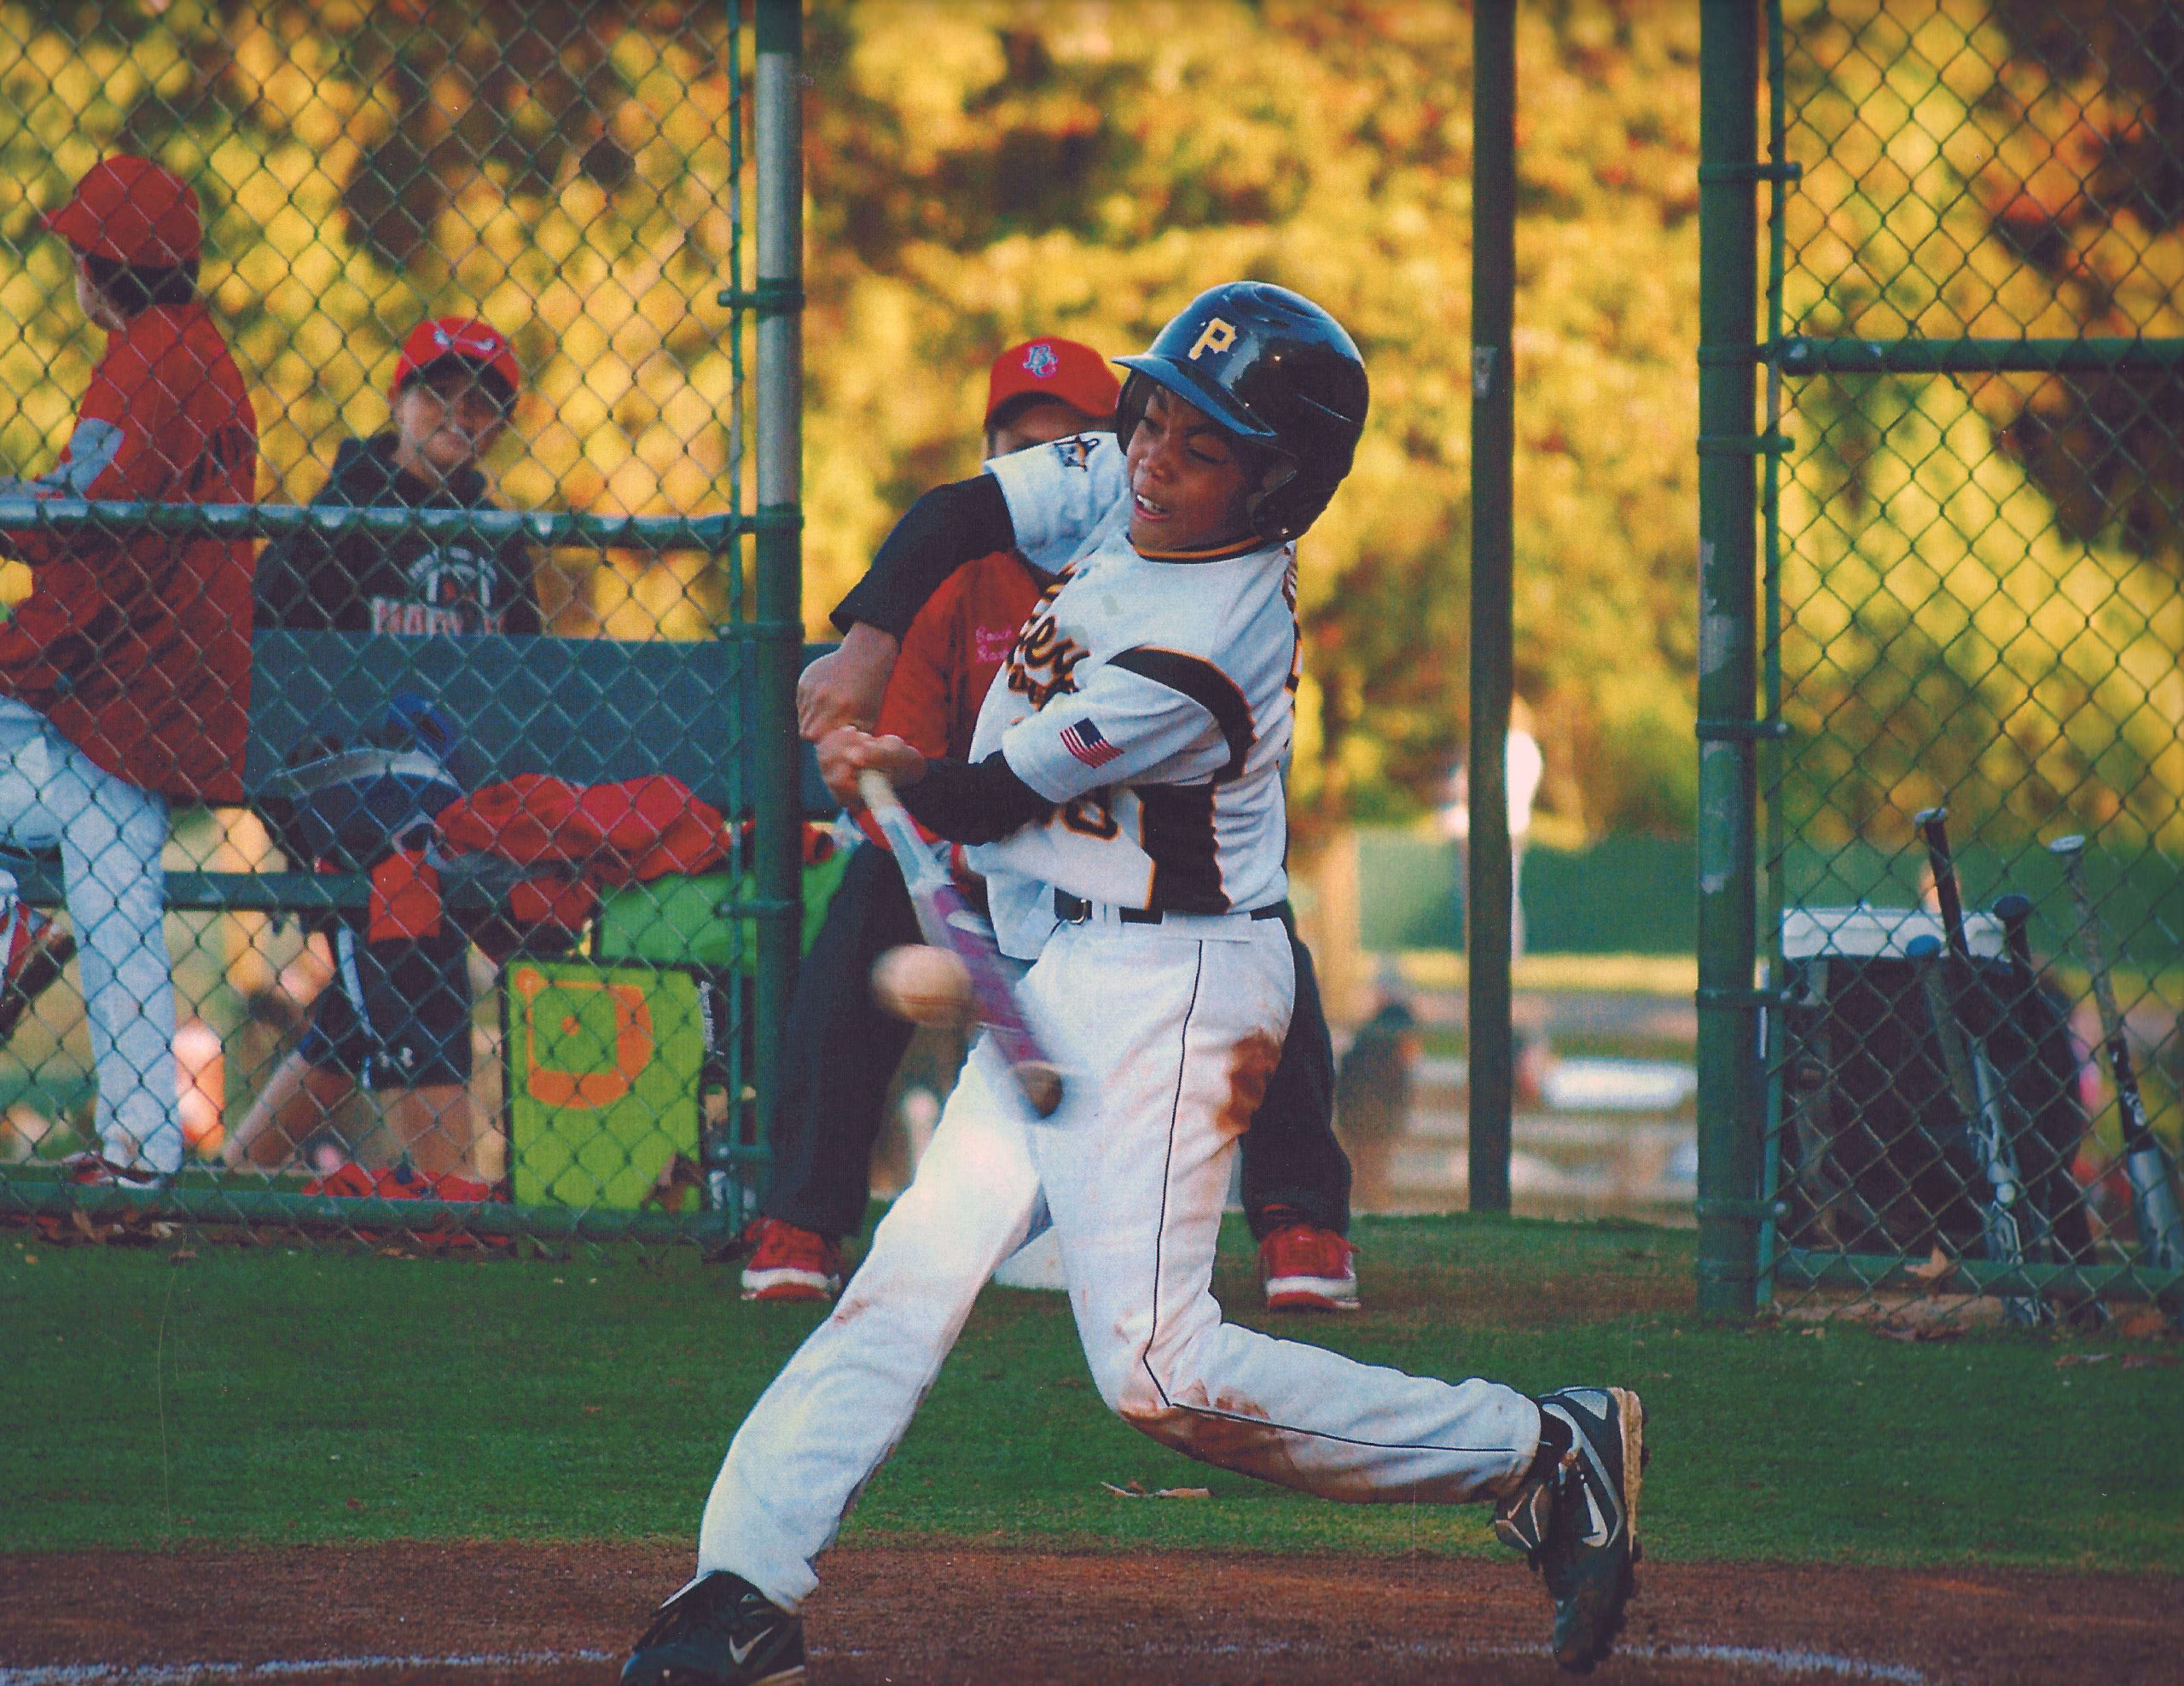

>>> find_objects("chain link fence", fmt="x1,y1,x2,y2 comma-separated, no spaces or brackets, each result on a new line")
0,2,808,1253
1733,0,2184,1324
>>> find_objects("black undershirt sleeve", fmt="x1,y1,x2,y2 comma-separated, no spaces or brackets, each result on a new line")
831,473,1015,637
897,750,1055,845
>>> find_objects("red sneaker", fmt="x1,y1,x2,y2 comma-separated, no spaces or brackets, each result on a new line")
301,1162,378,1199
421,1171,510,1251
739,1217,843,1302
60,1150,167,1189
37,1151,167,1240
428,1172,500,1203
372,1164,435,1201
299,1161,392,1243
1257,1223,1360,1314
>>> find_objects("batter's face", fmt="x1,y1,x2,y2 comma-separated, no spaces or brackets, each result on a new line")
1125,384,1255,554
392,364,511,485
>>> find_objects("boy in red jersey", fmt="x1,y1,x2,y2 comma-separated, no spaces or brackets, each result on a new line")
0,155,258,1183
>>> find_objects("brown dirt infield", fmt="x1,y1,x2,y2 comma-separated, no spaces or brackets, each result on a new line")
1,1544,2176,1684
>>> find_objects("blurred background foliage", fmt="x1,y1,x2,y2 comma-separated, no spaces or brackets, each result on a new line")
0,0,1708,849
798,0,1707,846
1778,0,2184,854
0,1,2166,846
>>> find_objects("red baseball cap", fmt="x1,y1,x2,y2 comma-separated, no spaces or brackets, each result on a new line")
44,155,200,265
985,337,1120,429
391,316,521,404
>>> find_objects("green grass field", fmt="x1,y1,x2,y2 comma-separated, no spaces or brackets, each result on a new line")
5,1212,2179,1574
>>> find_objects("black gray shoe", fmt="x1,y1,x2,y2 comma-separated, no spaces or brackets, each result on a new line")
1493,1386,1647,1673
621,1571,805,1686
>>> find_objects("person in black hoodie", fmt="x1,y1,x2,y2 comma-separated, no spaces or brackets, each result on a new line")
229,317,534,1195
253,317,537,636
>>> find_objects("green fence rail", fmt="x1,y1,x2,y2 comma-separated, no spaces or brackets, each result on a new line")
1699,0,2184,1323
0,1,804,1252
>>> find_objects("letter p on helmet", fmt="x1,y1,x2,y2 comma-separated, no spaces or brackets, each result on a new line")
1187,317,1238,360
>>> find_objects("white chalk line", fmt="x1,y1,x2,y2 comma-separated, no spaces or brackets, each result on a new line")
2,1637,1941,1685
1475,1641,1937,1683
1186,1637,1937,1682
0,1654,613,1684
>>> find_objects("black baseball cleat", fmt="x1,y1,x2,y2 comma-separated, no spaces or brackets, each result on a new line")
1493,1386,1647,1673
621,1570,804,1686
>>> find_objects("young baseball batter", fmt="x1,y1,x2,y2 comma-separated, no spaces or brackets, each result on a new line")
621,285,1646,1684
746,334,1359,1314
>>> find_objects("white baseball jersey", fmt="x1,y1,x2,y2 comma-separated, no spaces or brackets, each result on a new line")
966,433,1298,958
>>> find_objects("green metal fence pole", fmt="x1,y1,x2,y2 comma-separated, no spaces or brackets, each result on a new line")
1694,0,1763,1317
1467,0,1516,1214
749,0,804,1228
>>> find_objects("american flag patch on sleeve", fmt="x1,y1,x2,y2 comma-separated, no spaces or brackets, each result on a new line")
1060,718,1122,769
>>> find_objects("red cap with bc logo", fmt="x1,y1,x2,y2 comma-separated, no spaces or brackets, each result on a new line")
985,337,1121,430
44,155,201,266
392,316,521,405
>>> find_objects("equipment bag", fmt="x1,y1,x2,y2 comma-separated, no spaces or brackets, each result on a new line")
1777,906,2094,1264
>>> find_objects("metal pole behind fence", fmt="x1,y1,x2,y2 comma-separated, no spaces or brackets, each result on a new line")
1694,0,1763,1317
1467,0,1516,1214
749,0,804,1228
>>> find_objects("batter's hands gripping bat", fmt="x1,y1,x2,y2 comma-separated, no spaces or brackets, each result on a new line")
857,770,1065,1119
2050,835,2184,1284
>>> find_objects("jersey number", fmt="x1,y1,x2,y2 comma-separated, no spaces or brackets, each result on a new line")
1060,788,1119,840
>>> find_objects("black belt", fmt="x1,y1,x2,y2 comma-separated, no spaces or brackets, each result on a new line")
1054,889,1285,926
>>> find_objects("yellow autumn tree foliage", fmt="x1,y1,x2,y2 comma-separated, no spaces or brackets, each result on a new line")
2,3,2159,846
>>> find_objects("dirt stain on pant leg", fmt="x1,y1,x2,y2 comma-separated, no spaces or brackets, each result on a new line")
1122,1383,1300,1480
1213,1031,1282,1138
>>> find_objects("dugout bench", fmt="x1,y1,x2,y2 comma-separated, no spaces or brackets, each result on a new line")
1,612,835,1244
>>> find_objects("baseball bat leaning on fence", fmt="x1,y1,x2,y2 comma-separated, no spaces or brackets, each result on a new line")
1906,933,2043,1324
857,770,1064,1119
2049,835,2184,1296
1915,807,1972,959
1917,809,2056,1276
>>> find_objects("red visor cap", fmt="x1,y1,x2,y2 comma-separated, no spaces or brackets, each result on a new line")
392,317,521,404
45,155,201,266
985,337,1121,429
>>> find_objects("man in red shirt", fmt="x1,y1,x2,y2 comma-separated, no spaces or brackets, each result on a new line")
0,155,258,1183
744,339,1358,1313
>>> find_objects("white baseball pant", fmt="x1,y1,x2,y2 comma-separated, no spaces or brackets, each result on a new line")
0,699,183,1175
700,912,1541,1611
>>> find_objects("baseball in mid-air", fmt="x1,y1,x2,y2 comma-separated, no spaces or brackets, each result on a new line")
871,944,975,1027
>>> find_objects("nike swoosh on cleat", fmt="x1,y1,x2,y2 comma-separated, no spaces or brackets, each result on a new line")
1582,1485,1612,1547
727,1627,778,1667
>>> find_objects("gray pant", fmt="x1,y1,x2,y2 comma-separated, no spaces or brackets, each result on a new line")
0,700,180,1172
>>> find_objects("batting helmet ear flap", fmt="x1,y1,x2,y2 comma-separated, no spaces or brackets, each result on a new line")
1115,369,1154,452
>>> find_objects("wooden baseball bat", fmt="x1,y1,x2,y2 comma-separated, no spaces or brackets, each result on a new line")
2050,835,2184,1279
857,770,1064,1118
